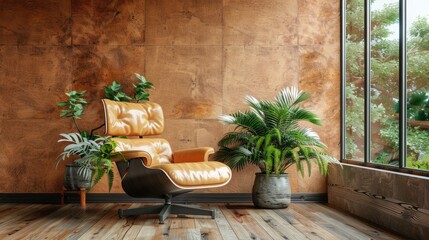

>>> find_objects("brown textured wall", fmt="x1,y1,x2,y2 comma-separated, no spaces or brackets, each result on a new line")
0,0,340,193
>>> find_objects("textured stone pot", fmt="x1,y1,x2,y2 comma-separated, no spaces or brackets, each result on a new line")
252,173,291,209
64,163,91,190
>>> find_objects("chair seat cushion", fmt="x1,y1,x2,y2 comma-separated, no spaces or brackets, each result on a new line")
154,161,231,188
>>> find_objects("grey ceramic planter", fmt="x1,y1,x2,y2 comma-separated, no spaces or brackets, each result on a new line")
64,163,91,190
252,173,291,209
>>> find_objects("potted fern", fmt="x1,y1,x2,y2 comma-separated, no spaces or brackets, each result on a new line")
213,87,338,208
57,73,153,191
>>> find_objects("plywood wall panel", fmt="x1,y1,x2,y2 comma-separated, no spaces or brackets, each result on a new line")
298,16,340,45
298,0,340,18
72,45,146,94
299,44,341,158
159,119,224,151
0,46,18,119
211,167,260,193
146,0,222,46
0,0,71,45
223,46,299,113
0,46,72,120
223,0,298,46
72,0,145,45
0,0,340,193
71,45,145,127
296,168,327,193
146,46,222,119
0,119,68,192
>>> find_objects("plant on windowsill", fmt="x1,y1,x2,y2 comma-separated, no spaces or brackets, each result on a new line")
213,87,338,208
57,73,153,191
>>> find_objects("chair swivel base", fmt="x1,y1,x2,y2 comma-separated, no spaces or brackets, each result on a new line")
118,203,215,224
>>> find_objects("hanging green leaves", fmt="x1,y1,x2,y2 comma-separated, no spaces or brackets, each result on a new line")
134,73,153,102
104,81,132,102
58,90,88,119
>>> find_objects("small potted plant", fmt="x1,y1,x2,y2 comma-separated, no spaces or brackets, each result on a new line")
57,73,153,191
213,87,338,208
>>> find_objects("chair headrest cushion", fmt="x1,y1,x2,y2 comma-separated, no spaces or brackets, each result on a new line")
102,99,164,136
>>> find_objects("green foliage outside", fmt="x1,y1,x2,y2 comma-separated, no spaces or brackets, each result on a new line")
345,0,429,169
395,90,429,121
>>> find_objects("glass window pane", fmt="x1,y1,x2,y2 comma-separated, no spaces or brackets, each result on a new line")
406,0,429,171
370,0,400,166
343,0,429,171
345,0,365,161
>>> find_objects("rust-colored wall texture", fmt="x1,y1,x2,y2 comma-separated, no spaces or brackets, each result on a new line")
0,0,340,193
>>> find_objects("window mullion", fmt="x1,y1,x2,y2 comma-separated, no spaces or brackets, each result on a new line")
364,0,371,164
341,0,346,160
399,0,407,169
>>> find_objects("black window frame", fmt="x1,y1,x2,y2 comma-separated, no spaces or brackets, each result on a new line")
340,0,429,176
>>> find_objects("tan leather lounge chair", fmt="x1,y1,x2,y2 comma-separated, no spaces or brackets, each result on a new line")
102,99,232,223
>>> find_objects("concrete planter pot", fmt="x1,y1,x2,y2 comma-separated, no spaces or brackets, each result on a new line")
64,163,91,190
252,173,291,209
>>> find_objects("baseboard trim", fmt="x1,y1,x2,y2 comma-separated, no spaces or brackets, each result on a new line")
0,193,327,204
0,193,60,204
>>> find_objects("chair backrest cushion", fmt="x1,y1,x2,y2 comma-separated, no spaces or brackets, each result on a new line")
113,137,173,165
102,99,164,136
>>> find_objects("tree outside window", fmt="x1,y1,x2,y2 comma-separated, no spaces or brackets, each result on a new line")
344,0,429,170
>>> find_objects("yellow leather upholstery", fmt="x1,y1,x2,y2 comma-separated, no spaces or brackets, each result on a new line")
173,147,214,163
112,137,172,165
156,162,231,188
103,99,232,194
111,139,231,188
102,99,164,136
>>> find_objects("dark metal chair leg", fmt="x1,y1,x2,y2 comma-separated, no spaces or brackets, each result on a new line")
171,204,215,219
117,194,215,222
118,204,164,218
159,204,171,224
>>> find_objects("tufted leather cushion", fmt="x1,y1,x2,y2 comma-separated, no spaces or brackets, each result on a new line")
111,138,232,188
102,99,164,136
155,162,232,188
112,137,173,165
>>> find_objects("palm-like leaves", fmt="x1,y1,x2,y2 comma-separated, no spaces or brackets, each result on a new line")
57,133,102,166
57,133,121,191
214,87,338,176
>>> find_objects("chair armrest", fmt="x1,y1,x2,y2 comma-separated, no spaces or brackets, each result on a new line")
111,150,160,167
172,147,215,163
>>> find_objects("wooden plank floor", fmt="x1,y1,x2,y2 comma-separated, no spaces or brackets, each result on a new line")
0,203,405,240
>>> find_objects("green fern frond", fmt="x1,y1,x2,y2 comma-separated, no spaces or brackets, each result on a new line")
218,131,251,147
254,136,265,159
107,169,114,192
92,167,105,188
213,146,253,171
289,108,321,126
273,148,281,175
264,133,272,149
